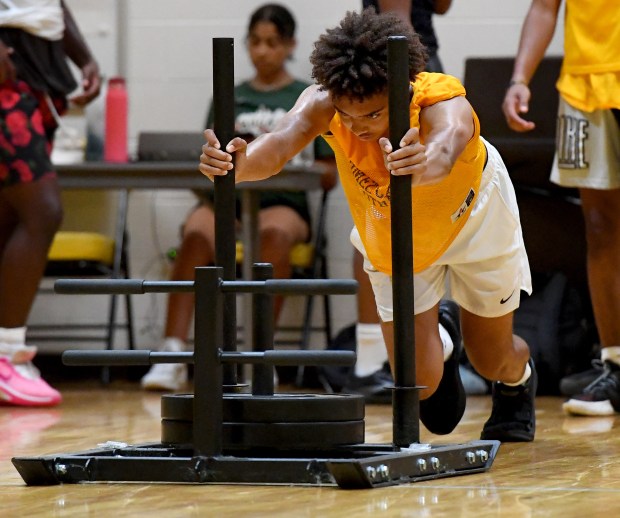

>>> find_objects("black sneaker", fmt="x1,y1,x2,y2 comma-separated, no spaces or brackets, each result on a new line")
419,300,466,435
562,360,620,416
342,366,393,404
481,358,537,442
559,360,604,397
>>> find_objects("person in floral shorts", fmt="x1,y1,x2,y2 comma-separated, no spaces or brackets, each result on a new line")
0,1,101,406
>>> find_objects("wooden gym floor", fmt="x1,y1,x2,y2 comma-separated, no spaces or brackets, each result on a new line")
2,382,620,517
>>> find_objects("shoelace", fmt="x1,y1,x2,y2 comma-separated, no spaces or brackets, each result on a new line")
583,364,620,396
589,358,604,372
13,361,41,380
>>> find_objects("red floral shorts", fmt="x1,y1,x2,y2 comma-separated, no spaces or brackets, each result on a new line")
0,80,66,187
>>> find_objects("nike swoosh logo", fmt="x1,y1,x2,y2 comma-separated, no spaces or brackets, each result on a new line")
500,290,515,304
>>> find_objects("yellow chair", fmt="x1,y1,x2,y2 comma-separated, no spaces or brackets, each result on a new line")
236,240,314,272
47,231,115,269
27,190,134,383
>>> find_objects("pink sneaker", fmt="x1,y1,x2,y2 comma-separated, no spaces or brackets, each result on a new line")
0,357,62,407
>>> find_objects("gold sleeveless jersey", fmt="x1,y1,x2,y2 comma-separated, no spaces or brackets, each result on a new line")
557,0,620,111
323,72,486,274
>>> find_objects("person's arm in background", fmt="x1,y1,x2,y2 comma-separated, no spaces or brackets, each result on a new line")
502,0,562,132
314,153,338,192
434,0,452,15
0,39,16,84
61,0,101,105
376,0,411,24
376,1,453,22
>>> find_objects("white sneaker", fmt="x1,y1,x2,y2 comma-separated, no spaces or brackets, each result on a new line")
141,337,188,391
141,363,188,391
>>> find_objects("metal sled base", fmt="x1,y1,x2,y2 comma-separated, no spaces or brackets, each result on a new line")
12,439,499,489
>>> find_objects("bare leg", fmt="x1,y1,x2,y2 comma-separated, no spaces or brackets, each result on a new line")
142,204,218,390
163,204,216,341
380,303,444,400
560,188,620,416
164,204,309,340
258,206,309,322
460,308,530,383
354,250,380,325
0,177,63,327
381,302,467,434
579,188,620,348
352,249,389,378
463,307,536,442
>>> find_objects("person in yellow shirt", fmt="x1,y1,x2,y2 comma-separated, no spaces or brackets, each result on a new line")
201,9,536,441
503,0,620,417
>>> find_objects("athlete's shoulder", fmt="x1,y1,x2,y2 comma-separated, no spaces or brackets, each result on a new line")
295,85,334,115
289,85,336,135
413,72,466,107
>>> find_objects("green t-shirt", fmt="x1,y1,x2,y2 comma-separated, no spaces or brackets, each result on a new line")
204,80,333,224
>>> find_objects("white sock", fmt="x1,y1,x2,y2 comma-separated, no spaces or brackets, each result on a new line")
0,326,27,344
354,323,387,377
503,362,532,387
162,337,186,353
601,346,620,366
438,323,454,362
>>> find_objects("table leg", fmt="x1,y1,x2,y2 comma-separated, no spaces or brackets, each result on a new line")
241,190,260,355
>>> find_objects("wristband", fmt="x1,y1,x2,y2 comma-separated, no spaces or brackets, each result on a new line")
508,79,528,88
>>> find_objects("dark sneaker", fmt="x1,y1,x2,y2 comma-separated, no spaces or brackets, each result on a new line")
562,360,620,416
481,358,537,442
342,366,393,404
559,360,604,397
419,300,466,435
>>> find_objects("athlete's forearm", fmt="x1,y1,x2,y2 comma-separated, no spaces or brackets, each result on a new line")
511,0,561,85
234,132,298,182
236,86,333,183
420,96,473,181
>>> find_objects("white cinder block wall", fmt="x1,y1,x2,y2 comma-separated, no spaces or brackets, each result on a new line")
32,0,564,351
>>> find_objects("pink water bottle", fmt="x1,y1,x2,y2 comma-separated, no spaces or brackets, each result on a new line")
104,77,128,162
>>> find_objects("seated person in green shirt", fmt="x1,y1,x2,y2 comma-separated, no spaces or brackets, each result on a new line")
141,3,336,391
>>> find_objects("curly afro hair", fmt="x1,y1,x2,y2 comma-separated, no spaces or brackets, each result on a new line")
310,8,427,102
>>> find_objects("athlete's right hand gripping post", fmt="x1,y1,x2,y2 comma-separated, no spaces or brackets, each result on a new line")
199,129,248,182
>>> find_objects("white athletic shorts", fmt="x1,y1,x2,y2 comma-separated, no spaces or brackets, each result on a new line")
551,97,620,189
351,140,532,321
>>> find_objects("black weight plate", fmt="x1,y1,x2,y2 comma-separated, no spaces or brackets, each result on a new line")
161,419,365,450
161,393,365,423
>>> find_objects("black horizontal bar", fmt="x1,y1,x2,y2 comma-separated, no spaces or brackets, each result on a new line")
55,279,194,294
62,349,356,367
55,278,358,295
220,279,358,295
220,350,356,366
62,350,192,366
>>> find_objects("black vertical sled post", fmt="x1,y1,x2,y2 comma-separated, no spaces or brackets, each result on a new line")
388,36,420,447
193,266,224,456
252,263,275,395
213,38,237,385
